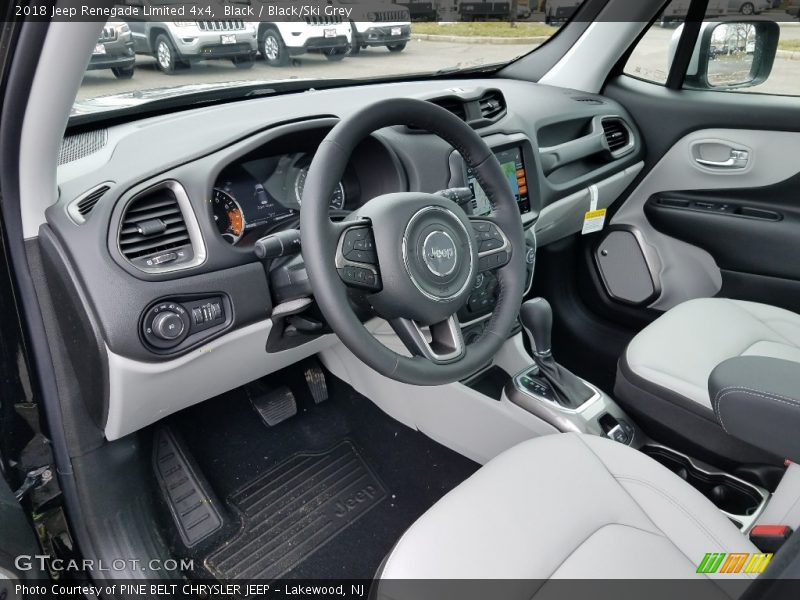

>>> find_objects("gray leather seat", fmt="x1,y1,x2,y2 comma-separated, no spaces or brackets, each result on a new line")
615,298,800,464
381,433,755,592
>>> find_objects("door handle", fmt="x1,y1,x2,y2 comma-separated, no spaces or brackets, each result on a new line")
695,149,749,170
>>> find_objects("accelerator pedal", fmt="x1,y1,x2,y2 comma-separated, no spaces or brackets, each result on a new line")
303,362,329,404
153,427,223,548
248,383,297,426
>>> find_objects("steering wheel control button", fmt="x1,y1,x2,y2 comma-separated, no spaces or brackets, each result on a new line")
336,226,382,291
339,264,380,290
341,228,377,263
479,238,504,252
472,220,510,272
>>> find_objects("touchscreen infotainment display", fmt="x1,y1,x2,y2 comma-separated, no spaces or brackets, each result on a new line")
467,146,530,216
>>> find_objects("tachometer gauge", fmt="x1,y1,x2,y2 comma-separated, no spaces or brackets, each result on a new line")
294,167,346,210
212,188,245,244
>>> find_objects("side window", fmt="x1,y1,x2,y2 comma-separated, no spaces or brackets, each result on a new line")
624,0,800,97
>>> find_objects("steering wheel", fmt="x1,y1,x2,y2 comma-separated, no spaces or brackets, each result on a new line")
300,98,526,385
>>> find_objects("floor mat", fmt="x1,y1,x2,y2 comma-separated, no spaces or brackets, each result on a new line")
206,441,387,580
167,363,479,579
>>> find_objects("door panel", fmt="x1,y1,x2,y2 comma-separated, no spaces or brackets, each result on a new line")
597,78,800,314
645,177,800,282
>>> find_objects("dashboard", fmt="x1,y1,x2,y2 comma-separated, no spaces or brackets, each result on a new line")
45,78,645,440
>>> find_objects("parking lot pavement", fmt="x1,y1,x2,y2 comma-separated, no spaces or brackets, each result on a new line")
76,39,534,101
76,21,800,103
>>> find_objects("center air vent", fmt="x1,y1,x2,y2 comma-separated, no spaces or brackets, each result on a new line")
477,90,506,121
601,118,633,156
117,181,204,273
430,97,468,122
411,90,506,132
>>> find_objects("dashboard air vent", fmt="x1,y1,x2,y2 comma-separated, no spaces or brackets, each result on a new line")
117,182,202,272
68,183,111,224
76,185,108,216
601,118,632,155
478,90,506,121
573,96,604,105
430,97,468,122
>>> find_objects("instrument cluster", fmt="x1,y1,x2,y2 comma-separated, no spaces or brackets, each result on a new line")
212,152,354,245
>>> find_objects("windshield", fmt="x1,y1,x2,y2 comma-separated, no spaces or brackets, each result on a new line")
73,0,578,119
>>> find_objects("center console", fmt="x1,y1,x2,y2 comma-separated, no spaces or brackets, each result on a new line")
642,444,769,532
502,297,641,446
484,297,771,532
507,370,637,445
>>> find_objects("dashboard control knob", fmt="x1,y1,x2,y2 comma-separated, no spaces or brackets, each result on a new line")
151,311,185,341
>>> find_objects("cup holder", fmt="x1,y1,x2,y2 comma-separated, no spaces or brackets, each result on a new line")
642,445,767,520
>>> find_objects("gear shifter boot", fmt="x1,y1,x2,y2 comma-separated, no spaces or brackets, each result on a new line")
531,350,594,409
521,298,594,409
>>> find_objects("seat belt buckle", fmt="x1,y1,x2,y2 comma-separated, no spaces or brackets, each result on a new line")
750,525,793,553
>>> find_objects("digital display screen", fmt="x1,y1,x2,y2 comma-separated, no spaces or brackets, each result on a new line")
467,146,530,216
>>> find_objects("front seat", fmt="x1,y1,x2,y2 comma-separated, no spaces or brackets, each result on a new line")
615,297,800,465
380,433,756,596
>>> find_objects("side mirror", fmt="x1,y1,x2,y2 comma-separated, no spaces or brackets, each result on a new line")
685,20,780,90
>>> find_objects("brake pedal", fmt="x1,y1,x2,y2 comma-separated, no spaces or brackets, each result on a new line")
304,364,329,404
249,384,297,426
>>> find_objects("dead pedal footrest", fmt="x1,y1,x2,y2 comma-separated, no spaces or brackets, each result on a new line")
153,427,223,548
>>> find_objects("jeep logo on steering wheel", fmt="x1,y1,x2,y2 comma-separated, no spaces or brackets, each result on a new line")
422,230,458,277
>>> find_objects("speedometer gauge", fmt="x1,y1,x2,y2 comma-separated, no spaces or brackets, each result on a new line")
212,188,245,244
294,167,346,210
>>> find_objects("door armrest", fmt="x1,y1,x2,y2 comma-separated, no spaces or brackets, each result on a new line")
709,356,800,463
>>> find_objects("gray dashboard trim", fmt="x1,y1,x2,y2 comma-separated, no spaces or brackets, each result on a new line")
535,161,643,246
104,320,338,440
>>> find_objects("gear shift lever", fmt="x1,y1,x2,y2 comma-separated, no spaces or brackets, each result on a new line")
520,298,594,409
520,298,553,357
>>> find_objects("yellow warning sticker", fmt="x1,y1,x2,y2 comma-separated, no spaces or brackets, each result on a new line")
582,208,607,235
